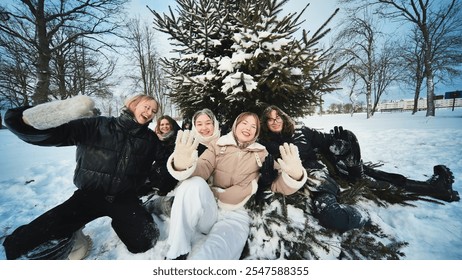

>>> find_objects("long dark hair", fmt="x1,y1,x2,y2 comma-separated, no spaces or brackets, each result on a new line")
260,105,295,138
155,115,181,136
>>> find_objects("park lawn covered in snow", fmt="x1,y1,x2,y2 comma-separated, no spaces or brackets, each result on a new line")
0,107,461,260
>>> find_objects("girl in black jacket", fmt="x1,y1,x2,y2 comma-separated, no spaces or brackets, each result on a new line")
259,105,367,232
138,115,182,197
258,105,458,233
2,94,161,259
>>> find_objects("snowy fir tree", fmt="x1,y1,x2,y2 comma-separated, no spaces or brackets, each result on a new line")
147,0,455,260
149,0,343,128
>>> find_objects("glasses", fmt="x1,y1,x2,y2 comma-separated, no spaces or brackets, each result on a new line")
267,116,282,124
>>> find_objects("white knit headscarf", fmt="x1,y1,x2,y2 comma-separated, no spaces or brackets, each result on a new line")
191,109,221,145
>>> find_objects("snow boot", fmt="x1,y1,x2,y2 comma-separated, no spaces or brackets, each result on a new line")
404,165,459,202
20,233,75,260
144,195,174,218
67,228,92,260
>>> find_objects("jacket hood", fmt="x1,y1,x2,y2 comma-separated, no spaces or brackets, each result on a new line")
217,132,266,152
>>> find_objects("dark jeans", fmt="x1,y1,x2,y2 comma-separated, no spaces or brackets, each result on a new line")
312,192,365,233
3,189,159,259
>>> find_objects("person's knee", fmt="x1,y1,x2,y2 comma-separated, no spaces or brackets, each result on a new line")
316,203,366,233
179,176,209,192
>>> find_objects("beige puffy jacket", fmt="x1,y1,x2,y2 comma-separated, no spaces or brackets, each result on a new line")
167,132,308,210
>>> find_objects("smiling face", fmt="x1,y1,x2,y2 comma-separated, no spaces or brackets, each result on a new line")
159,118,172,134
133,99,158,125
267,109,283,133
235,114,258,143
194,114,214,137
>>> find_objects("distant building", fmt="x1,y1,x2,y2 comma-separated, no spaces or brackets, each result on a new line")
377,91,462,112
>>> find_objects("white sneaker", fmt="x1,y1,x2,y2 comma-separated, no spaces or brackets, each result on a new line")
68,228,92,260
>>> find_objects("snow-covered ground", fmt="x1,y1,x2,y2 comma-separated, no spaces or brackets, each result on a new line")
0,108,461,262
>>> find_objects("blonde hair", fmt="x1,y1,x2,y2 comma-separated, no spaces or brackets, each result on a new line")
123,94,158,114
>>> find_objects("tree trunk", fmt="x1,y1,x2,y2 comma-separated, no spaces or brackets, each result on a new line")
33,49,52,105
33,0,51,105
366,81,372,119
412,81,422,115
422,26,435,116
425,71,435,116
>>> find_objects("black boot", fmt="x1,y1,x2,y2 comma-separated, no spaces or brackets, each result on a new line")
4,232,76,260
404,165,459,202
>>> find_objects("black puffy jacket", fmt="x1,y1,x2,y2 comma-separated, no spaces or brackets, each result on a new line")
5,107,159,196
259,124,334,169
145,119,182,196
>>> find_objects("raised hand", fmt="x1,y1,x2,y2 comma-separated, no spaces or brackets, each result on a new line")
23,95,95,130
330,126,351,156
277,143,304,180
172,130,200,170
329,126,361,168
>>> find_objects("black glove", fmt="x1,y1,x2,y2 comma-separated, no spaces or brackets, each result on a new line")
255,154,278,206
329,126,363,179
330,126,351,157
330,126,362,164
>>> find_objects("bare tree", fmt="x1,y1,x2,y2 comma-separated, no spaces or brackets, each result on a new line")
398,26,426,114
377,0,462,116
340,0,462,116
334,12,378,118
0,0,128,105
371,42,403,113
346,71,360,116
50,37,116,100
124,18,170,115
0,35,35,107
334,7,404,118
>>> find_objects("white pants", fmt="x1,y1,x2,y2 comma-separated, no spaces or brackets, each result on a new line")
166,176,250,260
189,207,250,260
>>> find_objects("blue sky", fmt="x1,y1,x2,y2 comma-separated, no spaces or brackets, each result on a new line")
128,0,341,58
131,0,339,32
2,0,459,104
128,0,462,103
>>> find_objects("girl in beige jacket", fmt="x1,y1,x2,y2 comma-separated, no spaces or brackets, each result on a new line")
165,112,307,259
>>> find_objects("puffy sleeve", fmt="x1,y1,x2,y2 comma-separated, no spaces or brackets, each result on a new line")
4,106,97,147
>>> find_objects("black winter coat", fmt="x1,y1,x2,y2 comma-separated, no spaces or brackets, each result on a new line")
5,107,159,197
145,120,182,196
259,124,335,169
